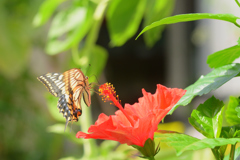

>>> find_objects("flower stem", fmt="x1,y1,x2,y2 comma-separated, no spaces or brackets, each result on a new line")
229,143,236,160
85,0,108,51
211,148,220,160
235,0,240,8
80,100,98,157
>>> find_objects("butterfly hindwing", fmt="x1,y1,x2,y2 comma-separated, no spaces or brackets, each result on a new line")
57,94,71,120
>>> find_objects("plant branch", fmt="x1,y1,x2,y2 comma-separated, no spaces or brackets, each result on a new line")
235,0,240,8
229,143,236,160
79,100,98,157
85,0,108,51
211,148,221,160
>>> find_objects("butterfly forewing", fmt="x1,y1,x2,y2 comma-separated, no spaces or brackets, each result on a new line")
63,69,85,95
37,73,65,97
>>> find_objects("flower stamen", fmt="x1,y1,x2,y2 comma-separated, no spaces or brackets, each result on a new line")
99,83,135,126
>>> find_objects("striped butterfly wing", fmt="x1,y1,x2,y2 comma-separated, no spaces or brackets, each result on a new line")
62,68,91,130
37,73,65,97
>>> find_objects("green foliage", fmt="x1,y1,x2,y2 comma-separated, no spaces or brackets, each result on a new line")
31,0,240,159
169,63,240,114
189,96,224,138
143,0,175,47
33,0,67,26
156,95,240,159
225,96,240,125
46,6,94,55
34,0,176,56
132,138,160,159
137,13,240,39
107,0,146,46
155,133,240,157
207,45,240,69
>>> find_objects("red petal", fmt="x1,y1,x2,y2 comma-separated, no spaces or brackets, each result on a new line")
76,84,186,147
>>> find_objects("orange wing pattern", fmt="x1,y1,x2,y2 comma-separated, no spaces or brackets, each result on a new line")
37,68,91,130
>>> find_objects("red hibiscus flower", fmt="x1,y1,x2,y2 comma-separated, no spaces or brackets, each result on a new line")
76,83,186,148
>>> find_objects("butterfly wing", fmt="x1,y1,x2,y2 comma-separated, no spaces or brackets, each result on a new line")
37,73,65,97
63,68,91,121
83,87,91,107
63,68,85,95
38,68,91,129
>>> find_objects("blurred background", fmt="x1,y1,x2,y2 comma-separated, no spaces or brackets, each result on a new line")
1,0,240,159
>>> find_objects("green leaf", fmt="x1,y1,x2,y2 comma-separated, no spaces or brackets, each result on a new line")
33,0,67,26
143,0,175,47
221,125,240,138
207,45,240,69
132,138,159,158
154,133,240,156
225,96,240,125
46,6,93,55
189,96,224,138
237,37,240,46
168,63,240,114
137,13,240,39
86,45,108,83
107,0,146,46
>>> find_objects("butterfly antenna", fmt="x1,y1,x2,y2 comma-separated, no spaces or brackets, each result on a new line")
86,64,91,75
89,75,100,85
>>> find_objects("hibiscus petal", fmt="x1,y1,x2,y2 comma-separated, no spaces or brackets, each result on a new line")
76,83,186,147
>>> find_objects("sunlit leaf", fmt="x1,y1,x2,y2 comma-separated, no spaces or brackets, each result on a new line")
143,0,175,47
169,63,240,114
46,6,93,55
189,96,224,138
137,13,240,39
207,45,240,69
225,96,240,125
33,0,67,26
107,0,146,46
155,133,240,156
87,45,108,80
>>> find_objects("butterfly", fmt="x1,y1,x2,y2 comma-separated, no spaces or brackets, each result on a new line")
37,68,91,131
